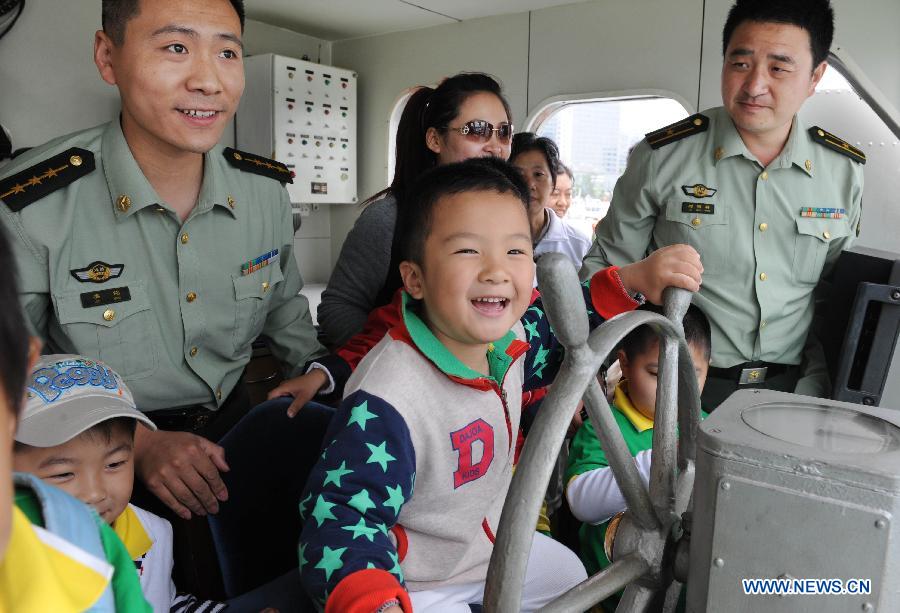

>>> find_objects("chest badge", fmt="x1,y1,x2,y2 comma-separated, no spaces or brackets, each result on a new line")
70,261,125,284
241,249,279,276
800,207,845,219
681,184,717,198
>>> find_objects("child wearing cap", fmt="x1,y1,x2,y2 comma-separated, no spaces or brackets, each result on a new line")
13,354,299,612
0,225,150,611
13,354,205,611
13,355,302,613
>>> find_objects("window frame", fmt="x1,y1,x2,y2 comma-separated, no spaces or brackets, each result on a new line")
827,48,900,140
386,88,417,185
524,88,695,133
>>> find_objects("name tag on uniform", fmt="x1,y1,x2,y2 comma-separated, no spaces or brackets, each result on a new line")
80,286,131,308
800,207,845,219
682,202,715,215
241,249,279,276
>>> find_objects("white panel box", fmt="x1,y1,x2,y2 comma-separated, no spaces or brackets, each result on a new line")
237,54,357,204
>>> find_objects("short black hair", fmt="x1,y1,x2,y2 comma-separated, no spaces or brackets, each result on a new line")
510,132,561,189
622,303,711,363
0,226,28,418
398,157,530,266
722,0,834,68
102,0,246,45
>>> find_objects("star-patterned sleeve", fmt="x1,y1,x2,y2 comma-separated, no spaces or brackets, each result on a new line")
299,390,416,613
521,266,639,391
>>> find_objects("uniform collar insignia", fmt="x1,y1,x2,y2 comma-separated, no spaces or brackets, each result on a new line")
70,261,124,284
681,184,717,198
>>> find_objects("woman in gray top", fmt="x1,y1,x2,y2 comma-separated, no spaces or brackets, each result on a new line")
318,73,515,347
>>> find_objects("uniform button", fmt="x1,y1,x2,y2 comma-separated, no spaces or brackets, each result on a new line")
116,194,131,212
261,281,270,292
227,195,236,209
823,231,831,239
805,159,813,172
761,320,767,328
190,346,198,357
180,233,189,244
103,309,115,321
760,171,768,180
216,388,223,400
691,217,702,227
759,272,768,281
186,291,197,303
155,207,166,213
714,147,725,161
759,222,768,232
70,155,83,166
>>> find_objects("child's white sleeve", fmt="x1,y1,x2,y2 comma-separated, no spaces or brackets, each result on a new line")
566,450,653,525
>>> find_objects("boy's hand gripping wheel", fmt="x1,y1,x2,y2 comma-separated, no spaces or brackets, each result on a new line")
483,253,702,612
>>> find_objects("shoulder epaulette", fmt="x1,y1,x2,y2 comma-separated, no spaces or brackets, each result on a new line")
808,127,866,164
645,114,709,150
224,147,293,183
0,148,95,212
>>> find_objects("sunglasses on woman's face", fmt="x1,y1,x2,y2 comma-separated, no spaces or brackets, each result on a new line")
444,120,514,144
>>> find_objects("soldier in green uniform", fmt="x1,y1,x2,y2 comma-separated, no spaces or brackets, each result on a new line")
0,0,345,597
581,0,864,409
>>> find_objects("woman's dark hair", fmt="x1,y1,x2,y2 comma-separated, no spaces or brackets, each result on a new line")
0,226,29,416
373,72,513,306
510,132,561,190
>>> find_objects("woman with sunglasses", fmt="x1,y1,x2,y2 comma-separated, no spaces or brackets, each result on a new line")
318,72,514,348
510,133,591,284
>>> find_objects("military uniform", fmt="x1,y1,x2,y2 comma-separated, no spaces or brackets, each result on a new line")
582,107,864,404
0,120,337,413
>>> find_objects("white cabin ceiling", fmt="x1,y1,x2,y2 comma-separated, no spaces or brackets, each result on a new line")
245,0,589,41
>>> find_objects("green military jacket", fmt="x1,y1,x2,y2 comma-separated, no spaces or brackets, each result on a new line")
0,120,327,412
582,107,864,387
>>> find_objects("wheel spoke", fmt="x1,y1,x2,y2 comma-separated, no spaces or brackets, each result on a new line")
676,342,702,470
543,554,650,613
661,580,685,612
583,379,658,530
615,582,660,612
484,361,593,611
649,332,679,523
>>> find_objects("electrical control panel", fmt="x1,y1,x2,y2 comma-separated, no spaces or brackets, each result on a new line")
237,54,357,204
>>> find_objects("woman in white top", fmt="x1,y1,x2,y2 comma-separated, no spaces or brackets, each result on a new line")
509,134,591,284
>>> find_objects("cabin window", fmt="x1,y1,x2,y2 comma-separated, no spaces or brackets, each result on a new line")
534,96,689,238
802,60,900,253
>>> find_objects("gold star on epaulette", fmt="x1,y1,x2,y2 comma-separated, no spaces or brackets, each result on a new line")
645,114,709,150
0,148,95,212
223,147,293,184
808,126,866,164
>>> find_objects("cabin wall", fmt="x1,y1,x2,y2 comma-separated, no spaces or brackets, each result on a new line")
1,0,898,283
